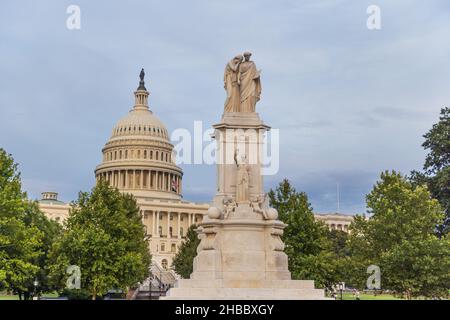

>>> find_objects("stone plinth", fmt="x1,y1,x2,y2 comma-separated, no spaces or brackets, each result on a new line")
163,216,328,300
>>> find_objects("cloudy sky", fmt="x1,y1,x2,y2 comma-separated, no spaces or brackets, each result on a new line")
1,1,449,214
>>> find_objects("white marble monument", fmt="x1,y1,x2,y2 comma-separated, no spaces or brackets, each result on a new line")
163,53,327,300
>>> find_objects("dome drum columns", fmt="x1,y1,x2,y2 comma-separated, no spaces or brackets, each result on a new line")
96,169,182,194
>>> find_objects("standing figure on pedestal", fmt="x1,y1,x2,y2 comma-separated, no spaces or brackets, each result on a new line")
235,151,250,203
238,52,261,112
224,54,243,113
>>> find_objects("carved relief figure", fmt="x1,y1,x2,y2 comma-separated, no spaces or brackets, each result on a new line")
251,194,269,219
235,151,250,203
238,52,261,112
223,197,237,219
223,55,243,112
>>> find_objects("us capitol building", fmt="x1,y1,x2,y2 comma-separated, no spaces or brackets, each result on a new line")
38,70,353,272
39,70,209,271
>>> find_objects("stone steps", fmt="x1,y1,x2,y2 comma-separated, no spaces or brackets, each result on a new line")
175,279,315,289
163,287,327,300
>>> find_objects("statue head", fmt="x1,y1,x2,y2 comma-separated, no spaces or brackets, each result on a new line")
233,54,243,63
243,51,252,61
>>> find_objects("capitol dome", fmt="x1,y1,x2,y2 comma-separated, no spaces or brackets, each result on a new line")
95,69,183,200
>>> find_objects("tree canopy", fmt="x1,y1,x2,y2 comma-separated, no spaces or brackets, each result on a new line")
0,148,61,299
49,180,151,299
172,225,200,279
348,170,449,298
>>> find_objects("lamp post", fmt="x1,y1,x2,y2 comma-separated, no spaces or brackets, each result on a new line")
33,279,39,300
339,282,344,300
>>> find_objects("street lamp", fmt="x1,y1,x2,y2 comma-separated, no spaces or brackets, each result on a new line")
33,279,39,300
338,282,345,300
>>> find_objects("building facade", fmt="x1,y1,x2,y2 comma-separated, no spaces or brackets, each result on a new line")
314,213,354,233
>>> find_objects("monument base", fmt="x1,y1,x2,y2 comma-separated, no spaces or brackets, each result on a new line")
163,279,326,300
163,216,328,300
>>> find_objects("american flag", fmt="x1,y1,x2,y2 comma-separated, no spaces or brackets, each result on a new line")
171,179,178,192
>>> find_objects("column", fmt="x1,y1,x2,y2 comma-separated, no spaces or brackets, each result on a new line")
140,170,144,189
188,213,191,226
156,211,160,237
177,212,181,238
152,211,156,235
147,170,151,189
125,170,129,188
133,170,136,189
167,212,171,239
163,172,167,190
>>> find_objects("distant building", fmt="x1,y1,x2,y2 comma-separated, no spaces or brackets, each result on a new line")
314,213,355,233
38,192,71,224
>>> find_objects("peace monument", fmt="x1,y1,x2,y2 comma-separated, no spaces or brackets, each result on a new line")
163,53,327,299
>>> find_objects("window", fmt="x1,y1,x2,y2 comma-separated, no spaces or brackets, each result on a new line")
171,244,176,253
144,150,147,159
158,226,162,235
161,243,165,252
169,227,173,237
180,227,184,237
161,259,168,270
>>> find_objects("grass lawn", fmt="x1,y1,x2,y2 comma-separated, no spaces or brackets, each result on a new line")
341,293,404,300
0,292,59,300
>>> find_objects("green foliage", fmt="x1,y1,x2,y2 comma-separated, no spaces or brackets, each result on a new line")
268,179,342,289
172,225,200,279
49,180,151,299
0,148,61,299
348,170,449,298
410,107,450,235
380,237,450,299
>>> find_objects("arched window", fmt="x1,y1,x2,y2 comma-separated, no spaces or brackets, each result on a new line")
144,150,147,159
150,151,153,159
161,259,168,270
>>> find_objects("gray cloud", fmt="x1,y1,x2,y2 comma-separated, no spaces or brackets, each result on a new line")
1,0,448,212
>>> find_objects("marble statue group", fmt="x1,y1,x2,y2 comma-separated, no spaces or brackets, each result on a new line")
224,52,262,113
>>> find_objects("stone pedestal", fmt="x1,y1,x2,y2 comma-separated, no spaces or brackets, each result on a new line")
163,112,327,300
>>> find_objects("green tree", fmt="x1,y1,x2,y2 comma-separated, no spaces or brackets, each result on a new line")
49,180,151,299
268,179,340,289
380,237,450,299
0,148,60,299
348,171,448,297
410,107,450,236
172,225,200,278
